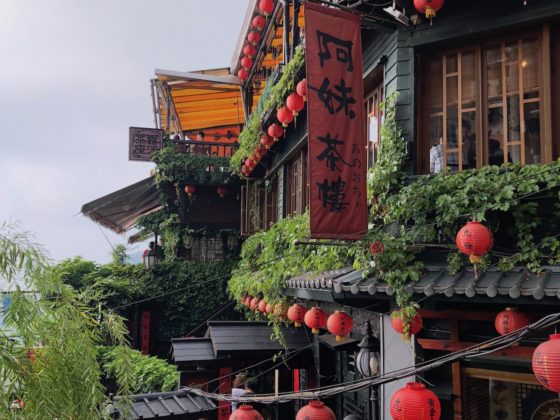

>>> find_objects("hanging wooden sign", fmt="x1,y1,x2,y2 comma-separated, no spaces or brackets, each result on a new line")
129,127,164,161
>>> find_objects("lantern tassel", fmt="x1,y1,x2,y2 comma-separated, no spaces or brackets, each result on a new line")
312,328,319,334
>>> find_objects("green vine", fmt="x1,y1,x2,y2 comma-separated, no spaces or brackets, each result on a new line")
230,45,306,173
229,92,560,335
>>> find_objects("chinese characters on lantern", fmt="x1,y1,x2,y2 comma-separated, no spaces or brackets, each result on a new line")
305,3,367,239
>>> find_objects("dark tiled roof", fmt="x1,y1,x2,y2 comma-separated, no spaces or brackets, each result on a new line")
109,390,216,419
284,264,560,301
172,338,221,363
207,321,311,355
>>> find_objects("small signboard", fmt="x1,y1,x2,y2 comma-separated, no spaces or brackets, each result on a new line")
129,127,164,161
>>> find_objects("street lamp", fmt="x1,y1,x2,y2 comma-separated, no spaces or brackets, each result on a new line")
142,241,157,270
356,320,380,420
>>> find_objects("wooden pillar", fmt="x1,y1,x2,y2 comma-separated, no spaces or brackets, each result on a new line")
450,319,463,420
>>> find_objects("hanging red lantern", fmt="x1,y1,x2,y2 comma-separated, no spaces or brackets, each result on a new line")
245,157,256,169
259,0,275,16
286,92,305,116
276,106,294,128
238,68,249,82
243,44,257,59
258,299,268,313
287,303,307,327
327,311,353,342
296,400,336,420
252,15,266,31
533,334,560,392
254,146,267,161
456,221,493,264
370,241,384,255
304,307,328,334
250,297,260,311
274,303,287,320
296,79,307,101
390,382,441,420
217,186,227,199
413,0,444,20
267,123,284,141
184,185,196,198
260,133,274,149
391,312,423,336
230,404,263,420
265,303,273,314
240,56,253,71
244,296,253,308
247,31,261,46
495,308,529,336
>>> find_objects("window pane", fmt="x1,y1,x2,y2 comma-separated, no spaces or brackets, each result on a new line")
522,37,540,99
507,95,521,142
446,54,458,73
524,102,541,164
429,58,443,113
446,151,459,172
505,41,519,94
508,144,521,163
462,111,477,169
461,50,476,109
488,108,504,166
487,45,502,106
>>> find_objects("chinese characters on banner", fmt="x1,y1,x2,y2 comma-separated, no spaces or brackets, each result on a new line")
305,3,367,239
129,127,164,161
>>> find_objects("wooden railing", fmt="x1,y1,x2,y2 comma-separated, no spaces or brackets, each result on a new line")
169,139,239,158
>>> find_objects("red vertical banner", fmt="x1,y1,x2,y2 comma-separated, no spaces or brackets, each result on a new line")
305,2,367,239
218,367,232,420
141,310,150,355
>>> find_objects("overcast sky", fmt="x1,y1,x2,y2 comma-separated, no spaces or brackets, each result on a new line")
0,0,249,263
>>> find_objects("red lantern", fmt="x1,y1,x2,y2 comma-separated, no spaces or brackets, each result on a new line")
238,68,249,81
296,79,307,101
413,0,444,19
327,311,353,342
287,303,307,327
247,31,261,46
258,299,268,313
390,382,441,420
286,92,305,116
296,400,335,420
391,312,423,336
456,221,493,264
274,303,287,320
243,44,257,59
267,123,284,141
304,307,327,334
254,146,267,160
217,186,227,199
495,307,529,336
245,157,256,169
230,404,263,420
370,241,384,255
276,106,294,128
244,296,253,308
252,15,266,31
259,0,275,16
184,185,196,198
260,134,274,149
265,303,273,314
241,56,253,71
250,297,260,311
532,334,560,392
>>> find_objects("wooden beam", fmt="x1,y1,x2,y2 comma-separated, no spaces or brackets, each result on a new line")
462,367,540,385
417,338,534,359
418,308,497,321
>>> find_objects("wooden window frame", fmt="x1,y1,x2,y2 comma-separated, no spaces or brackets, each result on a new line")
365,80,384,168
418,24,553,174
284,148,308,218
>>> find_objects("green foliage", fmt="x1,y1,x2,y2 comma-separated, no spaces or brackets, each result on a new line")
53,256,98,290
230,46,306,173
152,146,231,186
0,222,133,419
101,346,178,394
111,244,128,265
228,214,356,316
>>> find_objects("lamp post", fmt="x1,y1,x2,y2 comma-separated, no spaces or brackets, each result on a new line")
355,320,380,420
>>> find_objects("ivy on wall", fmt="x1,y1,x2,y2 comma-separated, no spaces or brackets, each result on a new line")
230,45,306,173
228,92,560,323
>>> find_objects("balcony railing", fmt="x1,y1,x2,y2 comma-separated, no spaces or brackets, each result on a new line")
169,139,239,158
